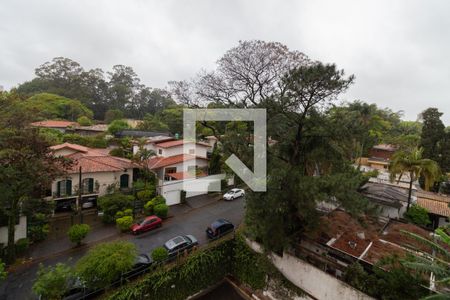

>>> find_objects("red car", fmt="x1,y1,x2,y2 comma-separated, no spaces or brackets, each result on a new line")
131,215,162,234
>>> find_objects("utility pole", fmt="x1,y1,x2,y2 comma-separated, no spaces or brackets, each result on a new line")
78,166,83,224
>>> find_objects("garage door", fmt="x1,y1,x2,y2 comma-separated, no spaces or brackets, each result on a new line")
163,190,180,206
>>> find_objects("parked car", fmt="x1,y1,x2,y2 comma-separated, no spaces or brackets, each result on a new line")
130,215,162,234
163,235,198,257
223,188,245,201
121,254,153,279
206,219,235,239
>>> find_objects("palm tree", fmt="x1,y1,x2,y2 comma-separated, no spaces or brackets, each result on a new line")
389,147,440,211
401,228,450,299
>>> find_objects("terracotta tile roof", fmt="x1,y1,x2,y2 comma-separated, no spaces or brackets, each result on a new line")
31,120,78,128
156,140,210,148
417,198,450,217
51,143,136,174
51,143,89,153
147,154,207,169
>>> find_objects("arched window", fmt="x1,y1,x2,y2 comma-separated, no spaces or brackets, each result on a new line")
120,174,129,189
82,178,94,194
56,179,72,197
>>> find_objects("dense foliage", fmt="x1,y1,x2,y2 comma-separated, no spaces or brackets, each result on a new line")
67,224,91,246
403,204,431,226
151,247,168,262
97,193,134,224
75,241,136,289
16,57,176,119
33,263,73,300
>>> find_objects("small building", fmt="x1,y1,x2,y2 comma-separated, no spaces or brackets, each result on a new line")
47,143,137,212
68,124,108,136
360,181,414,219
135,138,213,205
367,144,397,170
416,190,450,229
30,120,79,133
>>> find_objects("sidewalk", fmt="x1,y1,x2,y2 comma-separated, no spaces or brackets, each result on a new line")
20,193,224,267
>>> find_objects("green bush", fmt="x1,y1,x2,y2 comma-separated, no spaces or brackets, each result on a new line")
116,216,134,232
67,224,91,246
0,259,7,281
15,238,29,255
144,200,155,215
77,116,93,126
108,119,130,135
97,193,134,223
104,109,124,124
404,204,431,226
27,213,50,242
151,247,169,262
63,133,108,148
154,204,169,218
76,241,136,289
33,263,73,299
152,195,166,206
137,189,155,202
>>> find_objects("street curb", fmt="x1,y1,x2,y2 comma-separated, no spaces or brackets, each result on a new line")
8,232,125,273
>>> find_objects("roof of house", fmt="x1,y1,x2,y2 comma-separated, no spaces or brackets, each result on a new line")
156,140,210,148
115,130,172,138
416,191,450,217
73,124,108,132
31,120,78,128
360,182,409,208
51,143,135,173
147,154,207,169
372,144,397,151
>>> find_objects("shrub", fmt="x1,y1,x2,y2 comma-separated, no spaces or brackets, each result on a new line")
33,263,73,299
67,224,91,246
151,247,168,262
0,259,6,281
152,195,166,206
97,193,134,223
108,119,130,135
154,204,169,218
143,200,154,215
123,208,133,216
104,109,124,124
15,238,29,255
28,213,50,242
76,241,136,289
137,190,154,202
404,204,431,226
77,116,93,126
116,216,134,232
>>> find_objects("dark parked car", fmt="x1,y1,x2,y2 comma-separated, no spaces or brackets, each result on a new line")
121,254,153,279
206,219,235,239
163,235,198,257
130,215,162,234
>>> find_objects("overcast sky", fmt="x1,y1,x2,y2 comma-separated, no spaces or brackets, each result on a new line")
1,0,450,123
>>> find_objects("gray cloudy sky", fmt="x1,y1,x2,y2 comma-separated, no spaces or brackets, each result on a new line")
1,0,450,123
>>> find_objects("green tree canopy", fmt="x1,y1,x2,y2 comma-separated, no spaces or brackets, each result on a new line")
75,241,136,289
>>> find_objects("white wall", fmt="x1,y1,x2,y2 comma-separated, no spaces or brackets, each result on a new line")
246,239,374,300
51,169,133,198
0,216,27,245
155,144,209,158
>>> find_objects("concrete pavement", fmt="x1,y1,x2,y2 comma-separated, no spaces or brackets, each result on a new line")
0,195,245,300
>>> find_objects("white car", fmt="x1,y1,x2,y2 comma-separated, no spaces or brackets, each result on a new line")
223,188,245,201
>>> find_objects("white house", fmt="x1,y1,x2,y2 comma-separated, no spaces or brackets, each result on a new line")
48,143,136,212
134,138,213,205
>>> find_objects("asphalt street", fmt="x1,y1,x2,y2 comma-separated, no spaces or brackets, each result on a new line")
0,196,245,300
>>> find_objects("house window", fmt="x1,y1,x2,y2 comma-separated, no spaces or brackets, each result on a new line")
158,149,163,155
56,179,72,197
82,178,94,194
120,174,129,189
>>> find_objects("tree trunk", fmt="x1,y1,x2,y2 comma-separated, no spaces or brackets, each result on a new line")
7,199,18,263
407,178,413,212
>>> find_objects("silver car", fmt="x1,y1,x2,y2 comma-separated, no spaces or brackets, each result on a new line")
163,235,198,257
223,188,245,201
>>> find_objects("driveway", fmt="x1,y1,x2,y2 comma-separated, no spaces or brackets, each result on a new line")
0,196,245,300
